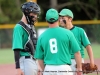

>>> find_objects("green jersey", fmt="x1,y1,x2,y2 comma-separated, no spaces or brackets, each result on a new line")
70,26,90,58
34,27,80,65
12,24,30,56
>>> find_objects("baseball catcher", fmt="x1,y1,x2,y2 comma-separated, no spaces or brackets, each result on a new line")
12,1,41,75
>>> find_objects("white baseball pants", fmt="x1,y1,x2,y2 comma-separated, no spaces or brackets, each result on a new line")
43,64,73,75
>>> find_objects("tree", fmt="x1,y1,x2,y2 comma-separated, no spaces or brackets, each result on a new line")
0,0,9,24
57,0,100,20
38,0,100,43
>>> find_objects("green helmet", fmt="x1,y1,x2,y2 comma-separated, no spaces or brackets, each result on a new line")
59,9,73,19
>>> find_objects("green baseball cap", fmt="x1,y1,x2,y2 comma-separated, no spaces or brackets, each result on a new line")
46,8,59,22
59,9,73,19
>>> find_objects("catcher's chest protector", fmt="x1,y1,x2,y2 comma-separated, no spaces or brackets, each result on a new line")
18,21,37,55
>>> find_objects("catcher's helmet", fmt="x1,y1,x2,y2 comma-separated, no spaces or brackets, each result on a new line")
21,2,40,15
21,2,40,25
59,9,73,19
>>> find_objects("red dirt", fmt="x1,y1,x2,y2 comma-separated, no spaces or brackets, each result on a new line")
0,59,100,75
85,59,100,70
0,64,16,75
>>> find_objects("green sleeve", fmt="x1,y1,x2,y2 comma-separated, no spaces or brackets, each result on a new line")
69,32,81,53
80,29,90,47
34,38,44,59
12,24,23,50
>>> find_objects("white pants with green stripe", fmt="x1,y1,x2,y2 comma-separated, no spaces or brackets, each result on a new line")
19,56,38,75
71,58,84,75
43,65,73,75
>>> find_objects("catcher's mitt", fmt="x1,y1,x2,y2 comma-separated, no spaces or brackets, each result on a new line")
76,63,98,75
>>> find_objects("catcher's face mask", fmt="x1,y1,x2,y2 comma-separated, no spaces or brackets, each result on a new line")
29,13,39,24
21,2,40,25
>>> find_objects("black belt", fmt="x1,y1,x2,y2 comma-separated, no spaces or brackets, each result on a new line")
25,56,36,60
25,56,31,58
67,64,71,65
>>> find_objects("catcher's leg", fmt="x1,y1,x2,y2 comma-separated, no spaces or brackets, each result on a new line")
20,56,38,75
71,58,84,75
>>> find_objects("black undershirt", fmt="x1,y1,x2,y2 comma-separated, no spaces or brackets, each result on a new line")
14,49,21,69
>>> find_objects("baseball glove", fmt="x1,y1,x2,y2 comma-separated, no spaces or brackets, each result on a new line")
76,63,98,75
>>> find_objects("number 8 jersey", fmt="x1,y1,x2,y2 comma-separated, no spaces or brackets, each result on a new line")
34,27,81,65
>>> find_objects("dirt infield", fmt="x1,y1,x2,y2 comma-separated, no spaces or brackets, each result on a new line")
0,64,16,75
0,59,100,75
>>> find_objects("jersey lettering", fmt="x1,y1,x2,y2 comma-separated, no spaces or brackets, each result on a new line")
49,38,58,53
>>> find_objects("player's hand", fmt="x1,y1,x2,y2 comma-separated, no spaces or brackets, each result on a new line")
16,68,24,75
90,62,94,68
75,68,82,75
37,67,43,75
38,70,42,75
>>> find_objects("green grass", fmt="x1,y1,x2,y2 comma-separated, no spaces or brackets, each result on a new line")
84,43,100,59
0,43,100,65
0,48,14,64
